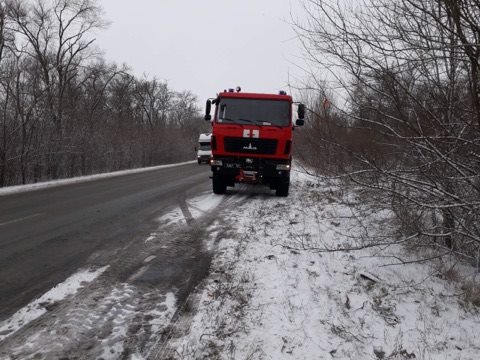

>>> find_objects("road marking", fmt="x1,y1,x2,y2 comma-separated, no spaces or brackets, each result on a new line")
0,213,43,227
144,255,156,263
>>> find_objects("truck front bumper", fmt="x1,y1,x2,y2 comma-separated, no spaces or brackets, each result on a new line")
211,157,291,184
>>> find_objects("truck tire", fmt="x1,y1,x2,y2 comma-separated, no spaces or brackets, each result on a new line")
276,179,289,197
212,175,227,194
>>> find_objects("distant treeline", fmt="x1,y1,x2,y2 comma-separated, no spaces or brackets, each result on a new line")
0,0,209,187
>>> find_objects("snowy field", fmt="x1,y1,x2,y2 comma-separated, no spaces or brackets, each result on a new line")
164,170,480,359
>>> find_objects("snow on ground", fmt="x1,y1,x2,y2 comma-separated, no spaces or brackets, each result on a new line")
0,160,196,196
156,207,186,227
169,170,480,359
0,266,108,342
187,194,224,219
155,191,225,228
96,288,177,360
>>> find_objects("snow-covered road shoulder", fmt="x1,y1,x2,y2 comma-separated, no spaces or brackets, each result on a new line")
0,266,108,342
168,170,480,359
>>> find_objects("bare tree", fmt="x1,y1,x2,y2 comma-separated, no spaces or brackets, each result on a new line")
0,0,204,187
0,0,16,186
294,0,480,260
8,0,105,178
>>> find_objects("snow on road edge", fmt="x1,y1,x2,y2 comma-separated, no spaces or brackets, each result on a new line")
0,160,196,196
0,266,109,341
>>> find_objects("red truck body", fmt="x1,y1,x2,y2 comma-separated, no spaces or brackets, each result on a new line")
204,89,304,196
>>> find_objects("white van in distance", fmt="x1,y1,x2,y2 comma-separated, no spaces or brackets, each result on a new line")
197,133,212,164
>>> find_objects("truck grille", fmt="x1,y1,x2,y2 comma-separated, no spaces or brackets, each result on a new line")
224,137,278,155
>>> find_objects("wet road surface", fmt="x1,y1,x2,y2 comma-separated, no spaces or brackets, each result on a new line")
0,163,211,322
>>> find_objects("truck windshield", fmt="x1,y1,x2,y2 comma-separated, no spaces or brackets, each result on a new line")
216,98,290,127
199,142,211,151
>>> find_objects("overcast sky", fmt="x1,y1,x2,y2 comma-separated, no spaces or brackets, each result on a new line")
95,0,305,107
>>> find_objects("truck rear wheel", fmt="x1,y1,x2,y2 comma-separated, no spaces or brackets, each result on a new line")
275,179,290,197
212,174,227,194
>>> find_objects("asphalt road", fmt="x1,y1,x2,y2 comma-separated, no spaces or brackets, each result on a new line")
0,163,211,322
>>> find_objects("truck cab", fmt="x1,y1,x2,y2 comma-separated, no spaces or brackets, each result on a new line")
204,88,305,196
197,133,212,164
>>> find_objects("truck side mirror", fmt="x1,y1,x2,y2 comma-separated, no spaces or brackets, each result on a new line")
295,104,305,126
297,103,305,120
205,100,212,121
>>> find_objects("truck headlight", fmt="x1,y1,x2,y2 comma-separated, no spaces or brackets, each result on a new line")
276,164,291,170
211,159,223,166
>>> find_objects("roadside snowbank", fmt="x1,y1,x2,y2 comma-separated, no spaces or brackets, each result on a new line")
0,160,196,196
169,170,480,359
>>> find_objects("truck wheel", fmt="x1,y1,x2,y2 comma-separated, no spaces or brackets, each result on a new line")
212,175,227,194
276,179,289,197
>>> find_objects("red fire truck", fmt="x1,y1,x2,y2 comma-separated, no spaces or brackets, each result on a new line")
204,88,305,196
